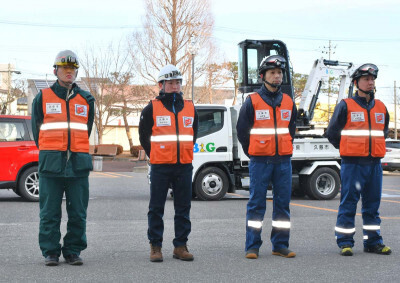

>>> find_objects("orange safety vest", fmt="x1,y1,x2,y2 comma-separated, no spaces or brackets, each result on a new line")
150,99,195,164
38,88,90,153
340,98,386,157
248,93,294,156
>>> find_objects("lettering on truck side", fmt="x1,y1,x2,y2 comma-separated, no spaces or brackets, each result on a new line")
194,142,216,153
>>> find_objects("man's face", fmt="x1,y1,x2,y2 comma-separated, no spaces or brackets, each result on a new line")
357,75,375,92
263,68,283,86
158,79,182,93
56,65,77,86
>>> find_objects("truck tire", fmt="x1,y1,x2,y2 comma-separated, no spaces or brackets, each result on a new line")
305,167,340,200
17,166,39,202
292,176,307,197
194,167,229,201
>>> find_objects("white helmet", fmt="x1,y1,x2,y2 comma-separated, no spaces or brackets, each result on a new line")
53,50,79,68
157,64,183,82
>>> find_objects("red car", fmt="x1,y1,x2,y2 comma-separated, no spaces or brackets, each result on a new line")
0,115,39,201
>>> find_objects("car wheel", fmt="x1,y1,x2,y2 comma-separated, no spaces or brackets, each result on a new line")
305,167,340,200
17,166,39,202
194,167,229,201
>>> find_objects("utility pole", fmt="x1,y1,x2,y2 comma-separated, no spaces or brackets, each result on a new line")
395,81,397,139
6,64,11,114
188,34,197,102
321,40,337,122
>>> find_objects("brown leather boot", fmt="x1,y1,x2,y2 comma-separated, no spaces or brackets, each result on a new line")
173,245,194,261
150,244,163,262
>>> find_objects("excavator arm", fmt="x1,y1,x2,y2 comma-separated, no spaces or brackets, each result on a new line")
296,58,356,130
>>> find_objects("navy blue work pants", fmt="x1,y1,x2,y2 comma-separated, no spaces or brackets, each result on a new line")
148,164,193,247
335,161,383,248
246,160,292,251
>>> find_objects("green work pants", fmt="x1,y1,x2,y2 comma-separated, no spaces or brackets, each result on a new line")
38,176,89,258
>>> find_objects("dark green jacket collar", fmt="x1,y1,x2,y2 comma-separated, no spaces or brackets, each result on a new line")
50,81,79,100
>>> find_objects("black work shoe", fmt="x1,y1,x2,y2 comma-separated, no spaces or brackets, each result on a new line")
45,254,59,266
245,249,259,259
272,248,296,258
65,254,83,265
364,244,392,255
340,246,354,256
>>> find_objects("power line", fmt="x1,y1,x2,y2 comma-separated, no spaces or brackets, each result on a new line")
213,26,400,43
2,19,400,43
0,20,143,30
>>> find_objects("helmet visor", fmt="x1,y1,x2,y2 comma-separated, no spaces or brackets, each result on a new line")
267,56,286,69
159,70,182,81
259,55,286,74
55,55,79,68
358,63,378,77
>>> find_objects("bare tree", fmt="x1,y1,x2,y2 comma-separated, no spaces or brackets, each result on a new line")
292,72,309,101
119,84,155,150
130,0,214,96
196,63,228,104
224,61,238,105
80,42,133,144
0,76,26,115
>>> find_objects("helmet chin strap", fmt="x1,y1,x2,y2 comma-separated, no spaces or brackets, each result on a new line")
264,79,281,91
358,88,375,96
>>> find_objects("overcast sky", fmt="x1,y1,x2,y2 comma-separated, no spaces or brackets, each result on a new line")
1,0,399,104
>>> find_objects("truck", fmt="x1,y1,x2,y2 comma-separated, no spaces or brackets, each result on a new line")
190,39,357,201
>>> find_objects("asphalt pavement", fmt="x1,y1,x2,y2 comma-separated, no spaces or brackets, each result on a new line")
0,171,399,282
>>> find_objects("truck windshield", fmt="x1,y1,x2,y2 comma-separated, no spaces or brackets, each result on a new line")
238,41,290,90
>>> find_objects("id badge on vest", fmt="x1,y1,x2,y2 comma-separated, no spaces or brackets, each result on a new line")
351,112,365,122
156,116,171,127
255,110,270,120
46,103,62,114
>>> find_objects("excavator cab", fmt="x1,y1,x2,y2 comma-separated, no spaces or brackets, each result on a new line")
238,39,294,101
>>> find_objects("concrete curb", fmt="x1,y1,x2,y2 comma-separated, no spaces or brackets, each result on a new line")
132,166,148,173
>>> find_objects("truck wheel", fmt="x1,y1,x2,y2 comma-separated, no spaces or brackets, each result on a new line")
292,176,306,197
305,167,340,200
17,166,39,202
194,167,229,201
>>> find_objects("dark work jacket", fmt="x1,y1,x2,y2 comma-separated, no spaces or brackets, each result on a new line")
236,84,297,163
325,92,389,164
31,81,95,177
139,91,199,166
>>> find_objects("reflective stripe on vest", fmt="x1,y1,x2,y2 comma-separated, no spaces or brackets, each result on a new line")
248,92,293,156
250,128,290,135
38,88,90,153
339,98,386,157
341,130,384,137
40,122,88,131
150,99,195,164
150,135,194,142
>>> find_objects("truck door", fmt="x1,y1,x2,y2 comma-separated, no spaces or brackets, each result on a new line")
194,106,231,166
192,106,232,200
